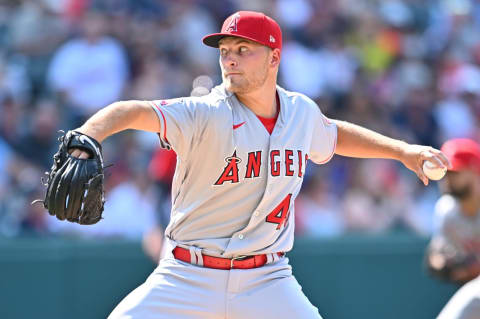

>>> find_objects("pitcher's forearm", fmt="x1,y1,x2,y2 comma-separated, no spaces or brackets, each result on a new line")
76,100,160,142
333,120,408,161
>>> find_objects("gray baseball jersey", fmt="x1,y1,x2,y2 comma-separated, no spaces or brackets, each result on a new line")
148,84,336,258
109,84,333,318
434,194,480,319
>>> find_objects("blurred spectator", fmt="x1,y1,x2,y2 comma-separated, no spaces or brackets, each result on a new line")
47,11,128,124
15,98,60,169
0,156,44,237
47,166,160,239
425,138,480,318
435,63,480,141
342,159,425,234
0,57,31,105
280,40,326,98
0,95,25,146
8,0,67,99
168,2,218,75
295,174,345,237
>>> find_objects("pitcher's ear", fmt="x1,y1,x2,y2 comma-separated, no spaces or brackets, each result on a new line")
270,48,281,67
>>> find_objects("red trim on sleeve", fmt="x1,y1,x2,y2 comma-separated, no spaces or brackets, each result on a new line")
317,127,337,164
152,101,170,145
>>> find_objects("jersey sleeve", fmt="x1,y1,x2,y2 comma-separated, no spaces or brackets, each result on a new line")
148,98,207,158
309,110,337,164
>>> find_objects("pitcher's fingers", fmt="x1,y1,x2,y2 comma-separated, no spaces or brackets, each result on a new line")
70,149,89,159
428,155,446,168
421,149,448,169
416,168,429,186
78,151,90,159
70,149,82,158
435,151,452,169
68,148,82,157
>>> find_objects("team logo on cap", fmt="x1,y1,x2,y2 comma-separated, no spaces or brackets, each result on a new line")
269,35,275,43
225,13,240,32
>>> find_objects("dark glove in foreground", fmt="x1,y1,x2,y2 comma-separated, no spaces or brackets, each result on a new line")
40,130,105,225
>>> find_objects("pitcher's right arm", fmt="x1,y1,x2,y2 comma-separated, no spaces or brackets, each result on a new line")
71,100,160,158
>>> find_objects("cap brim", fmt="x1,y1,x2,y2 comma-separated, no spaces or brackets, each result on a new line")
202,33,266,48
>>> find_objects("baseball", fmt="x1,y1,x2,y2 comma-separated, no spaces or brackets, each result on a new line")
422,160,447,181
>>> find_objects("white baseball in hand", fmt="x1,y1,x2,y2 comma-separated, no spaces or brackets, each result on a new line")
422,160,447,181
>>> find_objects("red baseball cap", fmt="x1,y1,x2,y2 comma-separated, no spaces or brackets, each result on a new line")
202,11,282,51
440,138,480,174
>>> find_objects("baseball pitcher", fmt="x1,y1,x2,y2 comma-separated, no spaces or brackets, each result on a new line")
41,11,450,319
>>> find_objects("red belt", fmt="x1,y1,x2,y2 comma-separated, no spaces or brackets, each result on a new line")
172,246,284,270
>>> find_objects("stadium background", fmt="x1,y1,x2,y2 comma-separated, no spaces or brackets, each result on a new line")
1,0,478,318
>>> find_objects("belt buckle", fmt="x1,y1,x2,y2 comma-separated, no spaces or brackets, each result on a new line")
230,255,249,269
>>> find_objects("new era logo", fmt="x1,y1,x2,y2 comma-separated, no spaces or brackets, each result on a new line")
269,35,275,43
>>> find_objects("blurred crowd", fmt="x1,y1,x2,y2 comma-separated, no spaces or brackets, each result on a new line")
0,0,479,240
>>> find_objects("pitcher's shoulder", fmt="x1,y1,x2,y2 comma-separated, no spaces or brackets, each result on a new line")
158,91,229,115
277,86,321,113
192,84,235,111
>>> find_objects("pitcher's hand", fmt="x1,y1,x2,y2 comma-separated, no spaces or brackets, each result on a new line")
399,144,451,186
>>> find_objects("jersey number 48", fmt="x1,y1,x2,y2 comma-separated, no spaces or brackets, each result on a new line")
266,194,292,230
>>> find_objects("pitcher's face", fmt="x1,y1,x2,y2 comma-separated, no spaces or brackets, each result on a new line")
219,37,271,94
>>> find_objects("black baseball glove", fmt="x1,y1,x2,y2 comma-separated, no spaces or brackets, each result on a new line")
36,130,105,224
